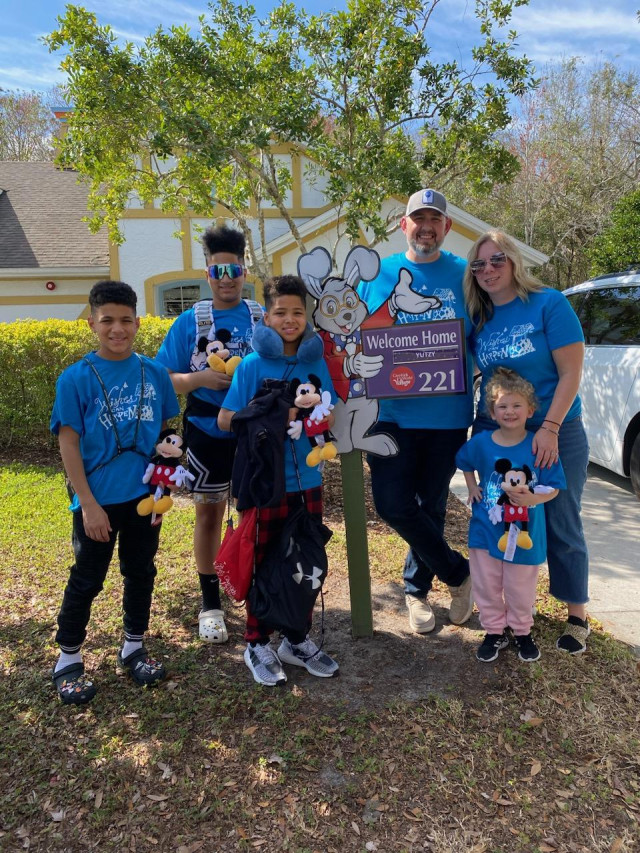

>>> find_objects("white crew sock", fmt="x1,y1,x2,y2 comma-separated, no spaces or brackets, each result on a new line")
121,639,143,659
54,650,82,673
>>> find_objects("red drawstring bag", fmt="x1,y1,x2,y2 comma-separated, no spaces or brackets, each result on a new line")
214,507,258,602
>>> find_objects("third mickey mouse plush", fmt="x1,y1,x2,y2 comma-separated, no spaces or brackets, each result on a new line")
287,374,338,467
493,458,535,551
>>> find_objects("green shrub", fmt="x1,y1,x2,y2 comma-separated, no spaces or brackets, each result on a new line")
0,316,173,448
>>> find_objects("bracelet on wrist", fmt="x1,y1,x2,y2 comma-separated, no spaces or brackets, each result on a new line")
539,425,559,436
543,418,561,427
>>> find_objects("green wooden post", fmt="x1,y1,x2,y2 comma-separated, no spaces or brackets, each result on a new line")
340,449,374,637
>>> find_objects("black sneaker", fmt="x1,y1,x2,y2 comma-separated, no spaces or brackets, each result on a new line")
476,632,509,662
514,633,541,662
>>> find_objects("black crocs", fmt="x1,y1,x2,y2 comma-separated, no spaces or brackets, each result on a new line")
116,647,165,686
52,663,97,706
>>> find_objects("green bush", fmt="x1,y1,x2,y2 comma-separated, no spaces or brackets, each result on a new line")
0,316,173,448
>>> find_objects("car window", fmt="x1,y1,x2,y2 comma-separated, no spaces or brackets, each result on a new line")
565,292,586,323
581,285,640,345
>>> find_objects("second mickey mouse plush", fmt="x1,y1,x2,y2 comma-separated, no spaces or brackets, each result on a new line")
287,374,338,467
137,429,195,519
494,458,534,552
196,329,242,376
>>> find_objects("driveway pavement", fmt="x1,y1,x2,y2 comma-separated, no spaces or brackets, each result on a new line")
450,463,640,655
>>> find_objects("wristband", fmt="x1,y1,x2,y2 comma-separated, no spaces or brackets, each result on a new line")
543,418,561,427
539,425,559,436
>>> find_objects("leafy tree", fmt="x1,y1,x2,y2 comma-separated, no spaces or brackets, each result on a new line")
588,189,640,276
0,89,61,160
454,60,640,288
46,0,535,277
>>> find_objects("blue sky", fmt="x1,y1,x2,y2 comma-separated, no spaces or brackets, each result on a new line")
0,0,638,94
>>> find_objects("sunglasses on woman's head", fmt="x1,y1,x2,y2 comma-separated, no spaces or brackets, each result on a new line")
470,252,508,274
207,263,245,280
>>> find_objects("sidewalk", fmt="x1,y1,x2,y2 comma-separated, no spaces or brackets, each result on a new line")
450,464,640,655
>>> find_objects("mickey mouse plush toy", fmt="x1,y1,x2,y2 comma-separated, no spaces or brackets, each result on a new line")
494,458,534,552
137,430,195,520
196,329,242,376
287,374,338,467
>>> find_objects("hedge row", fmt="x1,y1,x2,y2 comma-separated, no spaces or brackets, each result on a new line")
0,317,173,448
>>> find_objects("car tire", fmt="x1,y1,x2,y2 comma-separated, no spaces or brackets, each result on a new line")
631,433,640,501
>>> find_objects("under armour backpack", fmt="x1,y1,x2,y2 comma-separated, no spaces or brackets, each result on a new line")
248,504,332,636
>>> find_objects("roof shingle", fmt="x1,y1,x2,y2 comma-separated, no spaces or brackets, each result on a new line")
0,161,109,269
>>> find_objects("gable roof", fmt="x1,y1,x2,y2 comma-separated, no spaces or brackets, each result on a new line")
263,199,549,268
0,161,109,269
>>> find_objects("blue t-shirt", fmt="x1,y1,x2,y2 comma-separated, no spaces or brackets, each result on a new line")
455,430,566,565
471,288,584,428
155,300,261,438
223,351,337,493
51,352,180,509
357,251,474,429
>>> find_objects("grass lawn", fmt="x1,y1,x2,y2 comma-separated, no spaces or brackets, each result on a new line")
1,460,639,853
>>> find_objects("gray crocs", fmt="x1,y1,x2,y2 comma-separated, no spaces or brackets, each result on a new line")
116,647,165,686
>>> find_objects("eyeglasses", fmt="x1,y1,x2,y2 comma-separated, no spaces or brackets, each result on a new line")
470,252,508,274
318,291,360,318
207,263,245,280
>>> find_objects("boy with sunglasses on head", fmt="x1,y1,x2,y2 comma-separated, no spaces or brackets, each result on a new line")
156,224,263,645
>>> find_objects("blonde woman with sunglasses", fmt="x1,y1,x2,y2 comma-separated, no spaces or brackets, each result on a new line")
463,230,590,655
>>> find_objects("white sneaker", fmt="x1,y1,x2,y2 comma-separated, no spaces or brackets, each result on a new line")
277,636,339,678
244,643,287,686
199,609,228,643
448,575,474,625
405,594,435,633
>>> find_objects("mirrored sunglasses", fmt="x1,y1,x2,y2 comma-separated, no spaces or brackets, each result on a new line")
207,263,245,280
470,252,508,274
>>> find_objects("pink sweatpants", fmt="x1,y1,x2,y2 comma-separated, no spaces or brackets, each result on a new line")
469,548,539,635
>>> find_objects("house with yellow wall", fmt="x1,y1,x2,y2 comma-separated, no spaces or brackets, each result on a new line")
0,150,548,322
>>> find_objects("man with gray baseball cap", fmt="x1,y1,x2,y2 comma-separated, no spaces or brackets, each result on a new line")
405,188,448,217
358,188,474,634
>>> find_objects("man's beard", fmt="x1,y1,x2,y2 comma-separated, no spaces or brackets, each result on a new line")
409,235,443,258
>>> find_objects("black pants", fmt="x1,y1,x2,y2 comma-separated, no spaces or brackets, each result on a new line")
55,497,160,651
368,423,469,597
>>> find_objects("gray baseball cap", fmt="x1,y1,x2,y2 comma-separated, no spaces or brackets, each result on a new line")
405,188,447,217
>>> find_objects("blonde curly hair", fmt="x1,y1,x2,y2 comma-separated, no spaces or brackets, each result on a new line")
484,367,537,415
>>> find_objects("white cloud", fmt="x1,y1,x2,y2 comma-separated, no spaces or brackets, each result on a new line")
512,5,638,39
89,0,204,30
0,63,64,91
111,28,148,45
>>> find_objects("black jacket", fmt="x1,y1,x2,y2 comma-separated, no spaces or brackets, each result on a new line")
231,378,295,510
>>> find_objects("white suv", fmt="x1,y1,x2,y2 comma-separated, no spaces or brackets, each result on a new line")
564,270,640,499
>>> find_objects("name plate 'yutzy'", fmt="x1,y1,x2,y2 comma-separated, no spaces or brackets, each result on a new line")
361,318,467,399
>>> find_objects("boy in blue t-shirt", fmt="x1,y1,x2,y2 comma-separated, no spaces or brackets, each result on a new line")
456,367,565,664
156,224,262,647
218,275,340,686
51,280,180,705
